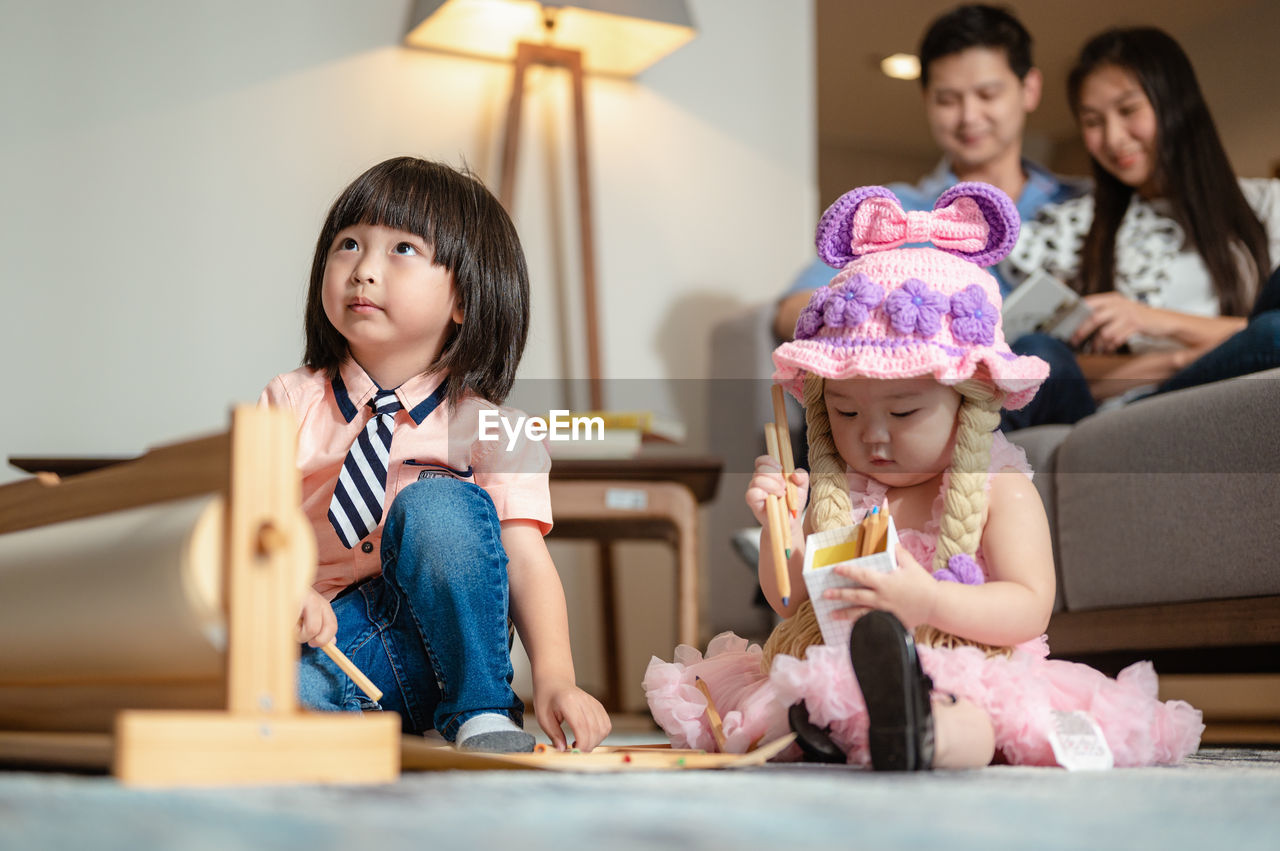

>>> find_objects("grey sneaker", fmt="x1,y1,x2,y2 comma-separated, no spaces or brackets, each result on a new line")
457,729,536,753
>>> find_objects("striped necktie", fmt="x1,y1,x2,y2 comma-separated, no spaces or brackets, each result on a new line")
328,390,403,548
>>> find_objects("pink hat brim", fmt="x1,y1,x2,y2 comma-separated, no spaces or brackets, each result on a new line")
772,338,1049,411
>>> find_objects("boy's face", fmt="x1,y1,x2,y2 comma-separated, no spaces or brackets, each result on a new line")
321,222,463,379
922,46,1041,176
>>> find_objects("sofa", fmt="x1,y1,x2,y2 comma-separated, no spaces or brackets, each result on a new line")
707,303,1280,741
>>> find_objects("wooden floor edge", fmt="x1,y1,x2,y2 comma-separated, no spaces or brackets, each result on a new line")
0,730,113,770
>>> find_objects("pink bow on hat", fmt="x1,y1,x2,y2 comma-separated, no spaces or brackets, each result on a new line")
849,195,989,256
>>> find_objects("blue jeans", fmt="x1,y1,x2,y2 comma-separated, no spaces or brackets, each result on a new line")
1154,267,1280,394
298,478,524,740
1000,333,1097,431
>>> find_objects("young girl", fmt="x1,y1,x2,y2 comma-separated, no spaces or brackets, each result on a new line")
645,183,1203,769
260,157,609,753
1002,27,1280,428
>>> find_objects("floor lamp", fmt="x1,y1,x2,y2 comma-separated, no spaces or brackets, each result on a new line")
405,0,696,411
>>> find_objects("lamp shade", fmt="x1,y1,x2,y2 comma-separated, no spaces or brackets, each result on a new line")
404,0,696,76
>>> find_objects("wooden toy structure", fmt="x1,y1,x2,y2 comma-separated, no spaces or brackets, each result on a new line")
0,407,400,787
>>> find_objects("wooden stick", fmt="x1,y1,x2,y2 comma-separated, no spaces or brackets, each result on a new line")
320,642,383,703
763,424,793,556
694,676,727,752
764,490,790,606
770,385,799,516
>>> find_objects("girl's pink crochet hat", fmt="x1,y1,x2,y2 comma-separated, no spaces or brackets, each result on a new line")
773,182,1049,410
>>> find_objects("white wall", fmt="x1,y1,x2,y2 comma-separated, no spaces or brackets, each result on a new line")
1,0,815,710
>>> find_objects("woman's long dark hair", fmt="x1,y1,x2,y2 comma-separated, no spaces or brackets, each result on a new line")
1067,27,1267,316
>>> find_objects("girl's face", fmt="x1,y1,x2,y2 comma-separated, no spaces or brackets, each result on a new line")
1077,64,1160,197
824,378,962,488
322,223,463,380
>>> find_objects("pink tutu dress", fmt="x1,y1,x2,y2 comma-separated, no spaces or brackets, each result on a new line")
643,434,1204,767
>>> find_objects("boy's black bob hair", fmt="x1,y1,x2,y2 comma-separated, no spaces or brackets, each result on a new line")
919,4,1033,88
303,157,530,407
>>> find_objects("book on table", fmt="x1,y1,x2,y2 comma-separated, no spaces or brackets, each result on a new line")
540,410,686,460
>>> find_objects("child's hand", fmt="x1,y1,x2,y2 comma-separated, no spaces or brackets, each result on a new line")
296,587,338,648
744,454,809,527
534,681,611,752
828,544,939,630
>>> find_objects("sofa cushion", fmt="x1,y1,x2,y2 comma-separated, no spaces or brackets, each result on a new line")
1053,369,1280,610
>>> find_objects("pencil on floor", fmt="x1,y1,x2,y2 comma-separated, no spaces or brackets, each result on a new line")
763,423,793,557
320,641,383,703
694,676,728,752
770,384,799,516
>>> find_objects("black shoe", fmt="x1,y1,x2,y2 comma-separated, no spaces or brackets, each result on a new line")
850,611,935,771
788,701,846,764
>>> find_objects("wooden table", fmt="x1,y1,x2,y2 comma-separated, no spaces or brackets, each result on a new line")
548,452,722,710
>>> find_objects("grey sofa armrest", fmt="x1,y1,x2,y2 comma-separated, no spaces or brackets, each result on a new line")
1053,368,1280,610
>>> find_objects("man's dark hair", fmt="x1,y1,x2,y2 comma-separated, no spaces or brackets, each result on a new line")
919,4,1033,87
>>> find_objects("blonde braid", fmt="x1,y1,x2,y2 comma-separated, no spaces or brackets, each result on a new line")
914,379,1010,656
761,374,849,666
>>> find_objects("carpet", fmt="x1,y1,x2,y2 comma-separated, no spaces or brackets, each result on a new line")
2,745,1277,850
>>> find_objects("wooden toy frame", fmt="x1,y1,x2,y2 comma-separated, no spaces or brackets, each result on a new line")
0,406,400,786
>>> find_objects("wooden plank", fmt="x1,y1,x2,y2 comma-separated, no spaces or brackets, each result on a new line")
400,733,796,773
114,710,400,787
1159,674,1280,722
1047,596,1280,655
224,406,307,716
0,731,113,770
0,434,230,535
1200,723,1280,746
0,680,224,733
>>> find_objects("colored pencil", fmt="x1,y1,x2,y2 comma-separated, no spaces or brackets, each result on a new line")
764,485,791,606
770,384,799,516
695,676,728,752
858,506,881,558
763,423,793,557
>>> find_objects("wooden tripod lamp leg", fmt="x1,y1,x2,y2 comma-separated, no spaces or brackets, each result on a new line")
501,41,605,411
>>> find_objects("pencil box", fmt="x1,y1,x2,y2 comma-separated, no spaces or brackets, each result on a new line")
801,516,899,649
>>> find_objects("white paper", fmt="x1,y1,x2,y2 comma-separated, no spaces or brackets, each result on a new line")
801,517,899,649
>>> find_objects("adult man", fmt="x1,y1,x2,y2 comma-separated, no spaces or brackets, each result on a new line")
773,4,1083,341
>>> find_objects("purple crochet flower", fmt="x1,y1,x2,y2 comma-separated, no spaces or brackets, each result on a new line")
949,284,998,346
884,278,948,337
933,553,985,585
794,287,833,340
821,273,884,329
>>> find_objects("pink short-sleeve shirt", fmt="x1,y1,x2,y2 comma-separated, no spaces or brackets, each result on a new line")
259,359,553,600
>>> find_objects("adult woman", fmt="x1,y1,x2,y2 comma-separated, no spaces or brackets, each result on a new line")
1001,27,1280,429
